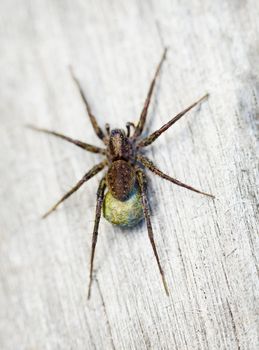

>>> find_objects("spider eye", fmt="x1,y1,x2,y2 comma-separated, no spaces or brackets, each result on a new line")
110,129,118,137
110,129,125,137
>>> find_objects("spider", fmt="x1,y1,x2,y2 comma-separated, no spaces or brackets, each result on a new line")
28,48,214,299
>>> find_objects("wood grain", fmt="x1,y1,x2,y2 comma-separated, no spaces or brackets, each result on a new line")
0,1,258,349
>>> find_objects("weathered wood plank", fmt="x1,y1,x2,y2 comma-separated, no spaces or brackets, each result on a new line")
0,0,258,349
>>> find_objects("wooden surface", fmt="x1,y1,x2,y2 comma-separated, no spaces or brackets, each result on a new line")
0,1,258,349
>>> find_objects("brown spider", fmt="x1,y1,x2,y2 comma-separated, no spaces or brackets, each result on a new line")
28,48,214,299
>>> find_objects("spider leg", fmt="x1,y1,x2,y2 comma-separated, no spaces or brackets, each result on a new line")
105,123,110,136
70,67,106,142
87,177,106,300
42,161,106,219
126,122,135,137
136,169,169,296
133,48,167,139
26,125,106,154
137,155,215,198
137,94,209,148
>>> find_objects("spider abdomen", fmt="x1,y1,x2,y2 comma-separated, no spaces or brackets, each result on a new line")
107,160,135,201
103,184,144,227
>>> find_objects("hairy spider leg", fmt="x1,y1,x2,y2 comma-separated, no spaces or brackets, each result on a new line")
136,169,169,296
137,94,208,148
87,177,106,299
42,161,107,219
137,155,214,198
70,67,106,142
27,125,106,154
133,48,167,139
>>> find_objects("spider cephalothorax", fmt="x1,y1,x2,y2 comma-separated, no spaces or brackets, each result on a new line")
108,128,134,160
28,48,214,299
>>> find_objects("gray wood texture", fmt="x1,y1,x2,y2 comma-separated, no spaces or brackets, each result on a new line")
0,1,258,349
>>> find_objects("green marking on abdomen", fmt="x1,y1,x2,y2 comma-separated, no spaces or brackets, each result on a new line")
103,185,144,228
